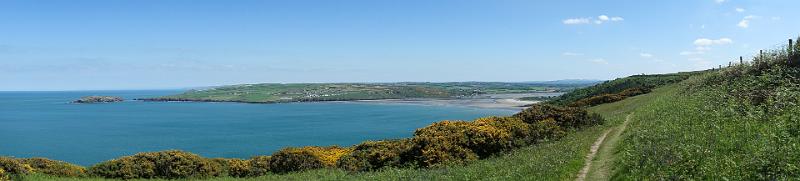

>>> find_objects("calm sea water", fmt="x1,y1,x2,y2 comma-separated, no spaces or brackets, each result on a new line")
0,90,515,166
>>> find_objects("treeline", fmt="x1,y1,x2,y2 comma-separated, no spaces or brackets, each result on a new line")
0,104,603,180
548,71,704,107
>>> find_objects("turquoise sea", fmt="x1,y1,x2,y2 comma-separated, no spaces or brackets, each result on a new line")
0,90,515,166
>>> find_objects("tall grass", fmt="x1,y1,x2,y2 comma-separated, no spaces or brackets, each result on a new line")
613,39,800,180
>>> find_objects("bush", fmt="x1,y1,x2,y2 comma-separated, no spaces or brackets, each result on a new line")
88,150,222,179
514,104,603,129
337,139,414,172
20,158,86,177
218,158,253,178
474,117,533,147
247,156,270,176
269,146,350,173
0,157,33,175
0,168,7,181
411,120,512,167
529,118,566,141
569,94,625,107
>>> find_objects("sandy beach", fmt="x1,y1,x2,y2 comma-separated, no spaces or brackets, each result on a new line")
354,92,564,110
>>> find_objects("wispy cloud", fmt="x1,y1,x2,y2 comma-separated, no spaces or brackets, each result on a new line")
640,53,653,58
563,15,623,25
694,38,733,46
735,8,745,13
680,38,732,56
589,58,609,64
563,18,591,25
737,15,758,28
715,0,726,4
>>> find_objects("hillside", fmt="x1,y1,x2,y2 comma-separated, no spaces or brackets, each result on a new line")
139,82,596,103
546,71,704,106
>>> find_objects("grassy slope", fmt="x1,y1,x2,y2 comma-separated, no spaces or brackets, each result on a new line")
547,71,702,106
612,61,800,179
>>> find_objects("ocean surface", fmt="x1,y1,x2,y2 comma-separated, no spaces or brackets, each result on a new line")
0,90,516,166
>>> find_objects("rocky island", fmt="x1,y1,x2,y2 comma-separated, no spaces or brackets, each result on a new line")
73,96,124,103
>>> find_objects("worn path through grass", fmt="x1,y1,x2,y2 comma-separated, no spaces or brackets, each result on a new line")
580,114,632,181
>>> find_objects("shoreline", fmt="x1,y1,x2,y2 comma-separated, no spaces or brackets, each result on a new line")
136,92,562,110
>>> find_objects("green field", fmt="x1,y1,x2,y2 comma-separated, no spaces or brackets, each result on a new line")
139,82,596,103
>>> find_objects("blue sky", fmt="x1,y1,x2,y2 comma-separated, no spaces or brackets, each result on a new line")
1,0,798,91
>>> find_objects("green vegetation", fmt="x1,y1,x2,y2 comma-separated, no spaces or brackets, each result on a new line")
72,96,124,104
547,71,703,106
518,96,557,101
139,82,594,103
613,40,800,179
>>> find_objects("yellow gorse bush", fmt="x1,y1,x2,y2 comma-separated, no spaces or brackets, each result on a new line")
87,150,222,179
20,158,86,177
0,157,34,175
0,168,7,181
269,146,351,173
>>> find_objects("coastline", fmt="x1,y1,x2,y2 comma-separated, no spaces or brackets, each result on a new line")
137,92,562,110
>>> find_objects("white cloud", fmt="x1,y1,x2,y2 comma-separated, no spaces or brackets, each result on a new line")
772,16,782,20
562,52,583,56
680,51,704,56
589,58,609,64
694,38,733,46
563,18,591,25
640,53,653,58
715,0,726,4
737,15,758,28
735,8,745,13
564,15,623,25
737,19,750,28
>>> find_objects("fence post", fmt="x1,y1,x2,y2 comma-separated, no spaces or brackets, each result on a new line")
790,39,794,65
740,56,743,65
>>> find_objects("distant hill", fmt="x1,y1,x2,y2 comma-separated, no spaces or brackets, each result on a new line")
523,79,604,85
138,82,593,103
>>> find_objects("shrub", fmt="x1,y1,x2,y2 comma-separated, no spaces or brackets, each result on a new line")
269,146,350,173
0,168,7,181
529,118,566,141
88,150,222,179
247,156,271,176
569,94,624,107
513,104,603,129
217,158,252,177
474,117,533,147
20,158,86,177
411,120,512,167
337,139,414,172
0,157,33,175
618,87,651,97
